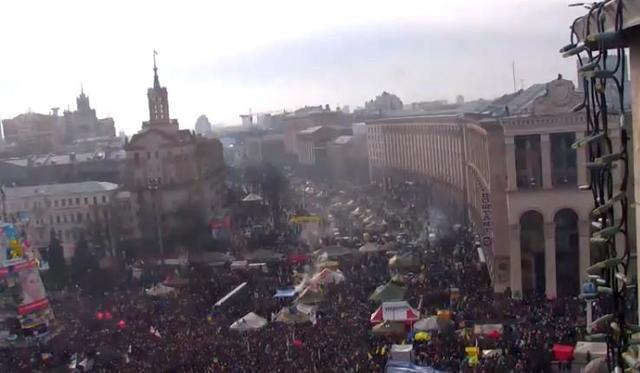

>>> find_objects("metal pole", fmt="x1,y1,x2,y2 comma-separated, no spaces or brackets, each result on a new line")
0,185,6,222
148,178,164,265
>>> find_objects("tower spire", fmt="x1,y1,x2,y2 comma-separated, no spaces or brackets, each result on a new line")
153,50,160,89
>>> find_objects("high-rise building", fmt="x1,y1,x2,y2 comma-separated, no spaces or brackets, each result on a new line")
124,57,226,241
194,115,213,136
62,88,116,143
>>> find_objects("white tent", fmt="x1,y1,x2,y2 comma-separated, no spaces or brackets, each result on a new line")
390,344,414,362
242,193,263,202
145,283,176,297
230,312,268,332
414,316,439,332
310,268,345,285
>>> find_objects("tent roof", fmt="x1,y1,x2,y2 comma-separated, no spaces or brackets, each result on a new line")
369,282,407,303
230,312,268,331
274,288,297,298
296,287,325,304
359,242,384,253
242,193,263,202
245,249,283,262
310,268,345,285
275,307,311,324
385,360,444,373
372,321,405,335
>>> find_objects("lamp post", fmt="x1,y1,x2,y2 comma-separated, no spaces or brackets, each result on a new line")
147,177,164,265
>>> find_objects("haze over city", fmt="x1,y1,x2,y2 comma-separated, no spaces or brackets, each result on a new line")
1,0,583,134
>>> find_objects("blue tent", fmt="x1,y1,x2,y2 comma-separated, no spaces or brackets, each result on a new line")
273,288,296,298
385,360,444,373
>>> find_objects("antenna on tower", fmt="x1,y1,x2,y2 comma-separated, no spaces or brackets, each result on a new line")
512,61,517,93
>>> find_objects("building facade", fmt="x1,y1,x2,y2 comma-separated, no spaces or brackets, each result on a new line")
367,77,598,299
124,60,226,242
2,111,64,154
2,181,131,258
0,150,126,186
246,134,286,165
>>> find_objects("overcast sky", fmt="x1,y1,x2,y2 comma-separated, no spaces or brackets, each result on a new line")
0,0,585,134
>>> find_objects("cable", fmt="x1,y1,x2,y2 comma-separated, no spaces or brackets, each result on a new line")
564,0,631,370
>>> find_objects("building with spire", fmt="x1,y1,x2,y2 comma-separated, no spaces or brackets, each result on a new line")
124,55,226,242
62,86,116,143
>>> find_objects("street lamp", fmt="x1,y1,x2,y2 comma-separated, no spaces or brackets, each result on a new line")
147,177,165,265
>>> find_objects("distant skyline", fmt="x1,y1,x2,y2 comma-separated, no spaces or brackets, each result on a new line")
0,0,584,135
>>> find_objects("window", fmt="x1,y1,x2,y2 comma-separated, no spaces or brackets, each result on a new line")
102,195,107,203
134,152,140,165
77,213,83,222
56,215,61,223
155,150,159,159
551,132,577,187
65,230,70,240
147,151,151,159
61,199,65,207
68,198,73,206
515,135,542,189
86,212,91,221
70,214,74,222
63,214,67,223
93,196,98,205
84,197,89,204
49,216,53,224
76,197,80,205
45,200,51,207
58,230,62,239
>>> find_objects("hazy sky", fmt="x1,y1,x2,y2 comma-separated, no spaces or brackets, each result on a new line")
0,0,585,134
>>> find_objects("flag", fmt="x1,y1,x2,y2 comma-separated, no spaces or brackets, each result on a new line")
153,50,158,55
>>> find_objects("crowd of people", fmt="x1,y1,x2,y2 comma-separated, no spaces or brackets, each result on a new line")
0,176,594,372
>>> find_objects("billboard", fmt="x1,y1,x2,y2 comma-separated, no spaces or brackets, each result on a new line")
17,267,48,315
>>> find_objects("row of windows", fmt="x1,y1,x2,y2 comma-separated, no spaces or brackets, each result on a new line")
45,195,108,209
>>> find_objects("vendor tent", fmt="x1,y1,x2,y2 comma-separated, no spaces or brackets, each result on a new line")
145,283,176,297
372,321,405,336
275,307,311,324
473,324,503,337
230,312,267,331
369,282,407,303
296,287,325,304
310,269,345,286
370,301,420,323
359,242,384,253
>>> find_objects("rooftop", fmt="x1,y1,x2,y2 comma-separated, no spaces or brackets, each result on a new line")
1,150,126,167
333,135,353,145
298,126,324,135
4,181,120,199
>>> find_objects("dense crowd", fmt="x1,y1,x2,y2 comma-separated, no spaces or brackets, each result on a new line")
0,177,591,372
